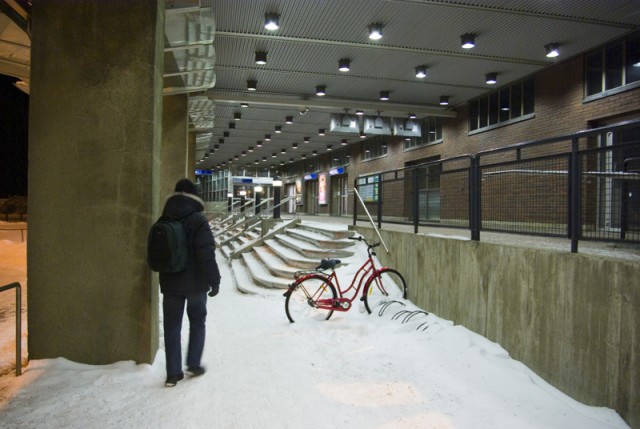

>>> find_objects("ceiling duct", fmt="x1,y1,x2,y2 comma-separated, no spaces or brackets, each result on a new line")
363,115,391,135
329,113,359,134
392,118,422,138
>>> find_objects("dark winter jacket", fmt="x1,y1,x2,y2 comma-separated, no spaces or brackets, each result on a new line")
159,192,221,296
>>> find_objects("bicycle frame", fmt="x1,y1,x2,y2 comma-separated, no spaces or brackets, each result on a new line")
294,252,380,312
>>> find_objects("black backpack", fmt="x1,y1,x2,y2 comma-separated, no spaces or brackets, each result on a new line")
147,216,189,273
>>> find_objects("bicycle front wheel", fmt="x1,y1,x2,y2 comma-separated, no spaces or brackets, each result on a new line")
363,268,407,314
285,275,337,323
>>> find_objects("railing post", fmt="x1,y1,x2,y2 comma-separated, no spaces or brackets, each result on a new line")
569,138,581,253
469,155,481,241
376,174,382,229
353,179,358,226
0,282,21,376
412,170,419,234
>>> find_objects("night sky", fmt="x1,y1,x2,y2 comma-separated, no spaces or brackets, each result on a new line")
0,73,29,197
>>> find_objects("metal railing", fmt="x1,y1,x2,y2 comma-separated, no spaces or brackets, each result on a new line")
354,119,640,253
0,282,22,376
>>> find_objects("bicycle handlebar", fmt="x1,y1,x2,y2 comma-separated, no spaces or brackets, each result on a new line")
349,235,380,249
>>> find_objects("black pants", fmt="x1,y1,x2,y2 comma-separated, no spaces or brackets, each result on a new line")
162,291,208,377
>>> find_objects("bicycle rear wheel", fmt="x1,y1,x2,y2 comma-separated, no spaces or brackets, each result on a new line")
285,275,337,323
363,268,407,314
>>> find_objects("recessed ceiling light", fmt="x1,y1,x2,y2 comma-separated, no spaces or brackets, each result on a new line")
415,66,428,78
318,129,325,136
439,95,450,106
339,58,351,72
545,43,560,58
255,51,267,65
368,23,383,40
285,116,293,124
247,79,257,91
379,90,390,101
485,72,498,84
264,13,279,31
316,85,326,96
461,33,475,49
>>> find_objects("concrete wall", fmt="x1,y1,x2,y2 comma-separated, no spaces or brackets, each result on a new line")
354,226,639,427
27,1,165,365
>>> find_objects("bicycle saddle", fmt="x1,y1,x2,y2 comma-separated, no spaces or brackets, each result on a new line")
317,258,341,270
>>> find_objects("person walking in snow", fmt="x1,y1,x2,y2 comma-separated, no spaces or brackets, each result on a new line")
159,178,221,387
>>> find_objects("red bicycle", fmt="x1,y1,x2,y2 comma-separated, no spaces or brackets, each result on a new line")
284,236,407,322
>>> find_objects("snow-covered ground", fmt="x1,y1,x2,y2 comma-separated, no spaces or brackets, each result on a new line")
0,223,630,429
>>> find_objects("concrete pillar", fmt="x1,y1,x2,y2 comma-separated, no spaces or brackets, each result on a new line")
161,94,189,199
27,1,165,364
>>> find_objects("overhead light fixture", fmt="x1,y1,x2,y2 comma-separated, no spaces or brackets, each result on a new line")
338,58,351,72
256,140,263,147
272,152,277,158
415,66,428,79
292,143,298,149
223,132,230,138
234,112,241,121
301,154,306,159
248,146,254,152
368,23,383,40
214,144,219,149
265,134,271,141
285,116,293,124
247,79,257,91
275,125,282,133
360,132,366,139
228,122,236,129
241,151,247,157
281,148,286,154
380,90,390,101
341,139,348,146
461,33,475,49
303,137,310,143
241,102,249,108
545,43,560,58
312,150,318,155
327,144,333,151
439,95,450,106
255,51,268,64
262,157,267,162
485,72,498,84
355,110,364,116
318,128,325,136
408,113,417,119
264,13,280,31
316,85,326,96
219,138,224,144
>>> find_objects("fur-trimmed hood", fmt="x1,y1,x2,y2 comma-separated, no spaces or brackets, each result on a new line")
162,192,205,220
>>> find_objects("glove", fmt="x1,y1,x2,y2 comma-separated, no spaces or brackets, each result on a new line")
208,284,219,297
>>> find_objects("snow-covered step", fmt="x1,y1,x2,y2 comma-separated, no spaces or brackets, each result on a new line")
296,221,355,240
252,245,302,278
220,244,233,259
241,252,292,289
275,233,354,259
230,259,282,296
285,228,355,249
264,238,319,269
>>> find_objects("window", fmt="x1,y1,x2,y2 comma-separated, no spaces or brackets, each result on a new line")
585,33,640,97
363,135,388,160
330,146,350,167
469,77,534,132
404,116,443,150
357,175,379,202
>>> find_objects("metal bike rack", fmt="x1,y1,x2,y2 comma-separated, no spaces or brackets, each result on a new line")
0,282,22,376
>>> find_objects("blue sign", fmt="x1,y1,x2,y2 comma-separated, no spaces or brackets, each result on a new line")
329,167,345,175
304,173,318,180
195,169,213,175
